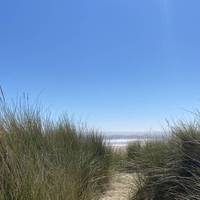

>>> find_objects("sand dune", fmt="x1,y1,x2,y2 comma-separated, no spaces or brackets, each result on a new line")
100,173,135,200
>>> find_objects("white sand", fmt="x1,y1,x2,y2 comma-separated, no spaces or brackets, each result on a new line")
100,173,135,200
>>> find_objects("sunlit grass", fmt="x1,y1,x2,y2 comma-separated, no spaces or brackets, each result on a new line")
0,97,112,200
128,119,200,200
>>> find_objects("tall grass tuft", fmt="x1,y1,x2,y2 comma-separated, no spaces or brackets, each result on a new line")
128,119,200,200
0,97,111,200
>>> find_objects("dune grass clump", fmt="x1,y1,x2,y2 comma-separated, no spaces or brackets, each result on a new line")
127,139,170,172
0,98,111,200
128,120,200,200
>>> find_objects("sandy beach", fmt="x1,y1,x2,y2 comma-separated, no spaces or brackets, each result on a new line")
100,173,135,200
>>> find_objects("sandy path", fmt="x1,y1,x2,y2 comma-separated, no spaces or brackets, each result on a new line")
100,173,135,200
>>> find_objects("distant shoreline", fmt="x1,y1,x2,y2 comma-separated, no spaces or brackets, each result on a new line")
104,132,164,147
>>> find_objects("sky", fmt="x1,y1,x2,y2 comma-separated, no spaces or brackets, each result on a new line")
1,0,200,132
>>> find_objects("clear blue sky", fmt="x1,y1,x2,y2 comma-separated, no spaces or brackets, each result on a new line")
1,0,200,131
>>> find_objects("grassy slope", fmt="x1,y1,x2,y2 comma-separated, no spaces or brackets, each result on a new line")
127,121,200,200
0,99,112,200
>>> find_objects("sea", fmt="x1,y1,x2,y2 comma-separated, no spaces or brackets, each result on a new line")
104,131,164,147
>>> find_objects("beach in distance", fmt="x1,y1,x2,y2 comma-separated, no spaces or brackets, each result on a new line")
104,131,164,147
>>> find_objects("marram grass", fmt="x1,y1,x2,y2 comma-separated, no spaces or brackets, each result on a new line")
128,120,200,200
0,99,111,200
